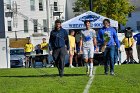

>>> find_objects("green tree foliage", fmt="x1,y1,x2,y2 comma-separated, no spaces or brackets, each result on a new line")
73,0,134,25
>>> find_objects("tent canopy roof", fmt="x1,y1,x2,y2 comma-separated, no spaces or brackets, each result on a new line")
62,11,118,29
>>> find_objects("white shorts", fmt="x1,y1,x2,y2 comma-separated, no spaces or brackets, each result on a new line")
83,47,94,59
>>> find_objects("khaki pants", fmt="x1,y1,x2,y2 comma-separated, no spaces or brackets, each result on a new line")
136,45,140,62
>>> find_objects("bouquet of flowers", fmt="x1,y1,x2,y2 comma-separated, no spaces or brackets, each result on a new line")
103,31,111,43
101,31,111,52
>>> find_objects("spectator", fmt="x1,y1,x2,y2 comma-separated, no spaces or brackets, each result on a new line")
34,44,44,67
80,20,98,77
75,31,82,67
122,30,134,63
41,38,48,51
24,39,34,55
36,44,43,54
40,38,50,66
97,19,120,75
68,30,76,68
24,39,34,67
133,32,140,63
49,19,69,77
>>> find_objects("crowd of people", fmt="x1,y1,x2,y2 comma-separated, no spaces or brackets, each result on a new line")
24,19,140,77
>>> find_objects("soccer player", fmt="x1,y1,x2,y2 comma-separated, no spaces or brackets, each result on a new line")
80,20,98,77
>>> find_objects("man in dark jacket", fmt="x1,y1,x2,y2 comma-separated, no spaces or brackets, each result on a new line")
49,20,69,77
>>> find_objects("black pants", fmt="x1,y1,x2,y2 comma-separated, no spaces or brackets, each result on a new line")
52,47,67,76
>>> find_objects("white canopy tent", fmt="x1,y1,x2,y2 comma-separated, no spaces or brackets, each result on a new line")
62,11,118,29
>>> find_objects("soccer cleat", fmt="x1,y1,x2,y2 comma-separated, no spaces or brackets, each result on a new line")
89,74,93,77
89,72,93,77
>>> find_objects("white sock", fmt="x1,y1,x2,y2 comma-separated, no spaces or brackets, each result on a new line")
90,63,93,75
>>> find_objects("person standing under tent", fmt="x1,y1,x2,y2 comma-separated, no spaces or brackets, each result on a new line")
80,20,98,77
133,32,140,63
24,39,34,68
122,36,134,63
122,28,134,63
97,19,120,75
49,19,69,77
75,31,83,67
68,30,76,68
40,38,50,67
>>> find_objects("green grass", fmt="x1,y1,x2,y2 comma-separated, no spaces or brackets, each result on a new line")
0,67,89,93
89,64,140,93
0,65,140,93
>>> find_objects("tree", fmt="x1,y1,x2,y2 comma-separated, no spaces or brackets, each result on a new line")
73,0,134,25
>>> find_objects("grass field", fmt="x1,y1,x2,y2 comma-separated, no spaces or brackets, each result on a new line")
0,64,139,93
90,64,140,93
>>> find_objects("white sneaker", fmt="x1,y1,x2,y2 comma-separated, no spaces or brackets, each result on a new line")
115,63,118,65
69,65,75,68
51,65,54,67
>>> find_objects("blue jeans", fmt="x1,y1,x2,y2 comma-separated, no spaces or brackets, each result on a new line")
104,45,115,73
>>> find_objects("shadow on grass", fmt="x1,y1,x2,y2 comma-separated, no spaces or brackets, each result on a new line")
93,74,105,76
0,74,86,78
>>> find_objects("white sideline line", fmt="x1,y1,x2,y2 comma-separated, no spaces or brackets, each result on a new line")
83,67,97,93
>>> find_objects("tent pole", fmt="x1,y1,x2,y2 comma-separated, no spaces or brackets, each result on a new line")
89,0,93,11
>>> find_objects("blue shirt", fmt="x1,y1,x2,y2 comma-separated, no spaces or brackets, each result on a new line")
97,27,120,48
133,33,140,45
49,28,69,51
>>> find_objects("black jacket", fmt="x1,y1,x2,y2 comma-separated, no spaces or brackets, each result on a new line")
49,28,69,51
